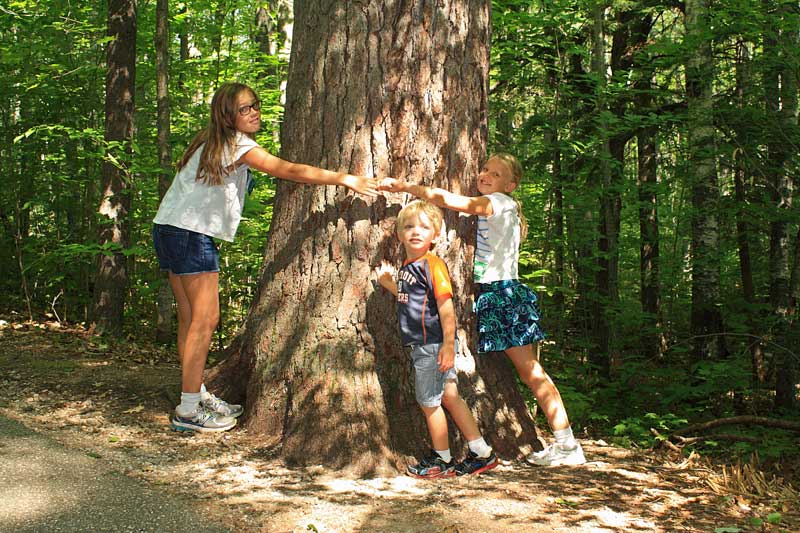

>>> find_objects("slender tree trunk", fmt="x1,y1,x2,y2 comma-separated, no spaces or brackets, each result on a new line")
636,98,664,360
210,0,541,474
609,8,661,360
176,4,188,93
769,1,798,409
254,4,273,63
212,5,225,85
566,49,597,353
591,1,612,374
93,0,136,335
685,0,726,361
549,124,565,325
154,0,173,344
733,40,766,384
789,226,800,318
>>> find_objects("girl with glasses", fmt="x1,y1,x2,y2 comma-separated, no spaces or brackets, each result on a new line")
153,82,378,432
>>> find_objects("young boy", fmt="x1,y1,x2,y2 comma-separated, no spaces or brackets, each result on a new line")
376,200,497,478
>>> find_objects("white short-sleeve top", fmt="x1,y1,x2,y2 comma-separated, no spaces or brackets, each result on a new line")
474,192,520,283
153,132,259,242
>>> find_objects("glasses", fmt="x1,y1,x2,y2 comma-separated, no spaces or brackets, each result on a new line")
238,100,261,116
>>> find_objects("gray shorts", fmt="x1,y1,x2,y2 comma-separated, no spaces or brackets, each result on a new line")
410,341,459,408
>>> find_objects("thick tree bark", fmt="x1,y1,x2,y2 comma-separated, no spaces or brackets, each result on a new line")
210,1,540,474
92,0,136,335
685,0,726,361
154,0,173,344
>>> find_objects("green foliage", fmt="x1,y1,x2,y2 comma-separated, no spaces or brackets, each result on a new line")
0,0,288,331
611,413,688,448
2,0,798,461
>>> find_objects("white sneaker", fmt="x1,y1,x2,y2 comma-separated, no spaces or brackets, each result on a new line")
201,393,244,418
171,405,237,433
527,442,586,466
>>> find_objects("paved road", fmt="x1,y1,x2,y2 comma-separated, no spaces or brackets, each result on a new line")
0,415,231,533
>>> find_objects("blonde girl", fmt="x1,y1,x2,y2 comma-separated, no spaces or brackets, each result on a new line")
153,82,378,432
379,154,585,466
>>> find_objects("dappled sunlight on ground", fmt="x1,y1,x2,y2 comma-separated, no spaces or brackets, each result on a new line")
1,324,797,532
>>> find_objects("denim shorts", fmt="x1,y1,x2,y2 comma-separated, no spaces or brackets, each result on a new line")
152,224,220,275
410,341,459,408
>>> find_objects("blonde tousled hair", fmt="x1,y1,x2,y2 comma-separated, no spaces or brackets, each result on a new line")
488,152,528,241
396,200,444,242
177,82,258,186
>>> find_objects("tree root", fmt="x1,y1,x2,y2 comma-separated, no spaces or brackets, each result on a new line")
651,416,800,453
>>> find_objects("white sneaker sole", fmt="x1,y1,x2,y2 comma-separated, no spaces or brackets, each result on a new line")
527,447,586,466
170,418,237,433
529,453,586,466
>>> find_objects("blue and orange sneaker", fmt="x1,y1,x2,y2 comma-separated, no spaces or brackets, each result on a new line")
454,450,498,476
407,450,456,479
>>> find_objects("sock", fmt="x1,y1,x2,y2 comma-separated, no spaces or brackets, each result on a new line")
553,427,577,449
435,449,452,463
177,392,201,416
200,383,211,400
468,437,492,458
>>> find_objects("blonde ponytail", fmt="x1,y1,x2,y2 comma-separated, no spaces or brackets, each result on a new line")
513,197,528,242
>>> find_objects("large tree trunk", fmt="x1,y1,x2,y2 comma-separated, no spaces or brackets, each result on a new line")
685,0,726,361
92,0,136,335
154,0,173,344
210,1,540,475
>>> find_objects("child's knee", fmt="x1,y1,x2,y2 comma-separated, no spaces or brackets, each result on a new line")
440,381,460,407
191,312,219,334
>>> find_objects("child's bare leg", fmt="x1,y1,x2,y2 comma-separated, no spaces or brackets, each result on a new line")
168,273,192,364
440,381,481,441
506,343,570,431
174,272,219,393
420,404,450,451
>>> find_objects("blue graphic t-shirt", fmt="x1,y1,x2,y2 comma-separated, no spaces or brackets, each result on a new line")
397,252,453,346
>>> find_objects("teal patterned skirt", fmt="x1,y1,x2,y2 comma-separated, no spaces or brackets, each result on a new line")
474,279,545,353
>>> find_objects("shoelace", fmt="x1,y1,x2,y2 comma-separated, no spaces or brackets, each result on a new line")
204,394,224,409
181,405,215,423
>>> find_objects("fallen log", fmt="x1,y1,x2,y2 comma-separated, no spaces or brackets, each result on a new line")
672,416,800,437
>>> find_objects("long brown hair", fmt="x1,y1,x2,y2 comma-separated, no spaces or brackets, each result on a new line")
489,152,528,241
177,82,258,186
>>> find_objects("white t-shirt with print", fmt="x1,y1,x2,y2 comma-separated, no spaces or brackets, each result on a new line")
153,132,259,242
474,192,520,283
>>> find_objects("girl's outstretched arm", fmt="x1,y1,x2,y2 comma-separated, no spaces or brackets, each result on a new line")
378,178,493,216
240,147,379,197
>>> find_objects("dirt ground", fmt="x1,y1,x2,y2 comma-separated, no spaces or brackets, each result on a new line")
0,320,797,533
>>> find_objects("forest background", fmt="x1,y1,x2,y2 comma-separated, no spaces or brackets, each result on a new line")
1,0,798,486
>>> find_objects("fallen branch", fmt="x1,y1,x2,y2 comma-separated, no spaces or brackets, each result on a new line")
672,416,800,437
650,428,682,452
673,434,760,444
